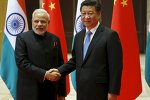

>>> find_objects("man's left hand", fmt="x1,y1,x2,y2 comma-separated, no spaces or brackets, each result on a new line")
108,93,118,100
57,96,65,100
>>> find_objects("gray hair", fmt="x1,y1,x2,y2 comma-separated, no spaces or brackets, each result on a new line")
32,9,50,21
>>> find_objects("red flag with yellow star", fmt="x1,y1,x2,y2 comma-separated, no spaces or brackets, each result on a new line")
42,0,70,95
111,0,142,99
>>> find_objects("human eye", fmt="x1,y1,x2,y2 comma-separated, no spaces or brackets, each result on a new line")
34,20,39,23
41,20,47,24
81,12,86,16
88,12,94,16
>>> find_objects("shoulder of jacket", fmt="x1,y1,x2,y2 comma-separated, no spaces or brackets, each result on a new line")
46,32,60,41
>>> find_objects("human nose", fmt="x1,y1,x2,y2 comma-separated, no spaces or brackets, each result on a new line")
37,21,42,25
84,14,90,18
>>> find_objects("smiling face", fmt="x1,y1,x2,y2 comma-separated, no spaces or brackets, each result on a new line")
81,6,101,30
32,12,49,36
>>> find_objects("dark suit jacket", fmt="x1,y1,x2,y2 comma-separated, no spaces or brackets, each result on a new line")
15,30,66,100
58,24,122,100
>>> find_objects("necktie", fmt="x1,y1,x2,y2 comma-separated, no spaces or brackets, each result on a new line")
83,31,92,59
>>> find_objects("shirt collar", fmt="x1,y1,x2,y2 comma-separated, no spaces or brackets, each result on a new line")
86,22,100,34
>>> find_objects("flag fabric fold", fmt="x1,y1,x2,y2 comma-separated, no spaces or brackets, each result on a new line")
145,22,150,87
42,0,70,94
111,0,142,99
0,0,28,99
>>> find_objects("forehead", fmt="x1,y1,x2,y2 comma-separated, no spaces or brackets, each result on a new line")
33,13,48,20
81,6,96,12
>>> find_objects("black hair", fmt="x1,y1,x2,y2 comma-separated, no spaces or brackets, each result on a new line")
80,0,102,12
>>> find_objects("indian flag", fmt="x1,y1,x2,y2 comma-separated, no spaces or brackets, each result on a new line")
0,0,28,99
145,21,150,87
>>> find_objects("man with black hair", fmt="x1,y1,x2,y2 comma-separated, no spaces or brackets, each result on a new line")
50,1,123,100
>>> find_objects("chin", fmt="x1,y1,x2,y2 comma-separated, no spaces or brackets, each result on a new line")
38,32,45,36
34,31,45,35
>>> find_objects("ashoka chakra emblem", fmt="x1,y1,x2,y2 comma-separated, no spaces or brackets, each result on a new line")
6,13,25,36
75,15,85,33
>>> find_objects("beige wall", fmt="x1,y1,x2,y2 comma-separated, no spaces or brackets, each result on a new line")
0,0,7,54
147,0,150,24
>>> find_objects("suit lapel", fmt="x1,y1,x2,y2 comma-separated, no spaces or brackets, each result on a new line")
82,24,105,65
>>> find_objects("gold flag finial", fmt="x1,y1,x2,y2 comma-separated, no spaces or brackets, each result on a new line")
114,0,117,5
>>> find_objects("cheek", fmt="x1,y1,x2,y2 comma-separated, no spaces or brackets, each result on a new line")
81,17,84,22
96,15,101,21
44,24,48,28
32,23,37,27
43,25,48,30
92,17,99,22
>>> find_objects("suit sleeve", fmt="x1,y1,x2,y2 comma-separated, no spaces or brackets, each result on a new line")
58,34,77,76
107,32,123,95
56,38,66,96
15,34,46,83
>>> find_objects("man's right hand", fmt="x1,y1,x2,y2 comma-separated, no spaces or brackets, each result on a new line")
45,68,61,81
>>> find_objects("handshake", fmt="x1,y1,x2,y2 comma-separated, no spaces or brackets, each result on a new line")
45,68,61,81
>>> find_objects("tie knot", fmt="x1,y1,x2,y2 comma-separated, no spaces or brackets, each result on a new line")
87,31,92,36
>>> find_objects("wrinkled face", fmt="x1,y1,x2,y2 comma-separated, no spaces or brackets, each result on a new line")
81,6,101,30
32,13,49,36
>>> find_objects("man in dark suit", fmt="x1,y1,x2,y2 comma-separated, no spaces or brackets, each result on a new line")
50,0,123,100
15,9,66,100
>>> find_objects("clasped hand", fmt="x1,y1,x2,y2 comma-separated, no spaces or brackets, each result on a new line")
45,68,61,81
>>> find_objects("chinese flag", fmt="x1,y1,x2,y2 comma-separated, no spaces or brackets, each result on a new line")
42,0,70,94
111,0,142,99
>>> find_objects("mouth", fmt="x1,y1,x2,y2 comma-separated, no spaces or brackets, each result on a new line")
36,28,43,31
84,20,91,23
84,21,91,24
